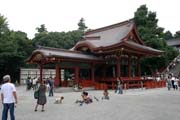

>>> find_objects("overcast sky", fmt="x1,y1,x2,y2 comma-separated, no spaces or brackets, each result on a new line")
0,0,179,39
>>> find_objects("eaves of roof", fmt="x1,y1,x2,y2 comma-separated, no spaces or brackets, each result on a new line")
27,46,103,63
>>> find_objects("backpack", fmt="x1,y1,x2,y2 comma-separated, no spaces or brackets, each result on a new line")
34,90,39,99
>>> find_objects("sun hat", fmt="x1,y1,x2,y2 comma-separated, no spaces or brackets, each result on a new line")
3,75,11,82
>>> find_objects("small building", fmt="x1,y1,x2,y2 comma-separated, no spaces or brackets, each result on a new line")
27,19,163,89
166,39,180,52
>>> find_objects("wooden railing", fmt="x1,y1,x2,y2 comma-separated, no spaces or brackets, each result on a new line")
145,81,166,89
61,77,167,90
94,80,166,90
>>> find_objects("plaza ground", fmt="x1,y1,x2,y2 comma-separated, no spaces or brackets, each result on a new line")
1,86,180,120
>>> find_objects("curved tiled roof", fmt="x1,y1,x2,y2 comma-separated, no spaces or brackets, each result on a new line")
74,20,134,50
166,39,180,46
27,46,103,63
73,19,163,56
124,41,164,55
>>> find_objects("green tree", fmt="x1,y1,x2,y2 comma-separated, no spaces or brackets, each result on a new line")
33,21,84,49
0,14,9,35
36,24,48,33
32,30,83,49
164,31,173,40
174,31,180,38
134,5,178,75
0,14,34,83
0,30,34,83
78,18,88,31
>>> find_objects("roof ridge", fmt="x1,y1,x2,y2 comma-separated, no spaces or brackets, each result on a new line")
85,18,134,35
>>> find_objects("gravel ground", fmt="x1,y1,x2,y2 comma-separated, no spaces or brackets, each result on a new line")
1,86,180,120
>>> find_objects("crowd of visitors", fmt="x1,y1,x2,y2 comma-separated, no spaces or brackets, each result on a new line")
1,73,180,120
26,77,55,95
0,74,129,120
166,74,180,91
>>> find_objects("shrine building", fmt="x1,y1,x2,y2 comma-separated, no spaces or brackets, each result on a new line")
27,19,164,89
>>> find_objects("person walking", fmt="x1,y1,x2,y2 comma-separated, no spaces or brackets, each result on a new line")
167,75,172,91
115,77,123,94
171,76,175,90
48,77,54,97
1,75,18,120
32,77,38,91
34,80,47,112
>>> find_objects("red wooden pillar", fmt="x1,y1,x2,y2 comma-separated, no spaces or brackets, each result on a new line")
75,66,79,84
138,57,141,77
55,63,60,86
39,63,43,83
91,63,95,84
128,56,131,77
116,57,120,77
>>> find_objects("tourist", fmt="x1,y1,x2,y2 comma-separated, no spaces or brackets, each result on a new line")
171,76,175,90
167,75,172,91
32,77,38,90
177,77,180,91
174,77,179,90
1,75,18,120
34,80,47,112
75,91,93,106
102,89,109,100
26,77,31,90
48,77,54,97
115,77,123,94
45,79,50,93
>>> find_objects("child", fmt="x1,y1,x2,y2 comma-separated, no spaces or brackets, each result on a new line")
75,91,93,106
54,96,64,104
102,89,109,100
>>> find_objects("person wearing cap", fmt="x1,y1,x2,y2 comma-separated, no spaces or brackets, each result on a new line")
1,75,17,120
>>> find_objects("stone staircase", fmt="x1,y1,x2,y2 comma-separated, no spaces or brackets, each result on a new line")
162,54,180,76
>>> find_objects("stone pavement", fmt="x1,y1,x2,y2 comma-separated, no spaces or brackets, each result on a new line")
1,86,180,120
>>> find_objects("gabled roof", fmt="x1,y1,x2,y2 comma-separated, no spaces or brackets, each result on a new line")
73,19,140,51
166,39,180,46
72,19,163,56
176,31,180,35
27,46,103,63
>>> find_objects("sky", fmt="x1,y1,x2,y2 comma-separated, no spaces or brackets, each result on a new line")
0,0,179,39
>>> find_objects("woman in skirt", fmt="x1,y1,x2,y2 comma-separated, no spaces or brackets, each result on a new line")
34,80,47,112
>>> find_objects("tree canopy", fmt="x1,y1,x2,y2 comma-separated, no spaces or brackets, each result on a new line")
134,5,178,75
32,19,86,49
78,18,88,31
0,14,34,83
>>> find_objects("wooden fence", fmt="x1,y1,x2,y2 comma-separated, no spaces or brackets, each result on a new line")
94,80,166,90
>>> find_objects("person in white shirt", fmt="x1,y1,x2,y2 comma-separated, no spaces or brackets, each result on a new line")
1,75,17,120
32,77,38,90
174,77,179,90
